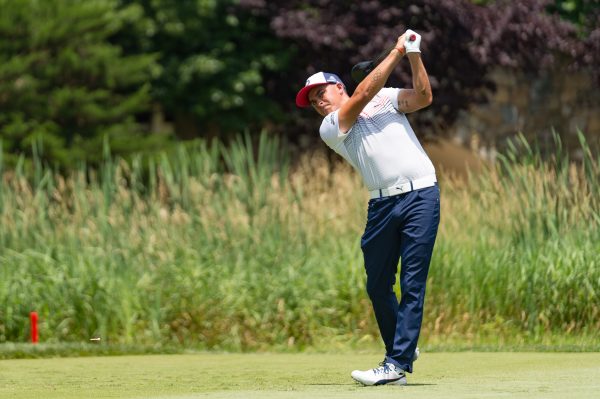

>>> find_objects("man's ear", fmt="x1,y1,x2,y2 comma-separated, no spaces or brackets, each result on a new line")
336,82,345,93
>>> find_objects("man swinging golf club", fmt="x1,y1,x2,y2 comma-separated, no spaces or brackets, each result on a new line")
296,29,440,386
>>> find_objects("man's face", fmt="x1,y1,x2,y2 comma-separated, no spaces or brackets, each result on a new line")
308,83,343,117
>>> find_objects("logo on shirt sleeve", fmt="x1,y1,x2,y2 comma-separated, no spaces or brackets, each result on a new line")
329,114,335,125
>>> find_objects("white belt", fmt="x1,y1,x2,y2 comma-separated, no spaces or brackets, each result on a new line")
369,175,437,199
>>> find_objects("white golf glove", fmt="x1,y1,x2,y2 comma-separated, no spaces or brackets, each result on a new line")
404,29,421,53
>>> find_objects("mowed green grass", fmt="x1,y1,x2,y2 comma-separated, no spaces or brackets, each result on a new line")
1,352,599,399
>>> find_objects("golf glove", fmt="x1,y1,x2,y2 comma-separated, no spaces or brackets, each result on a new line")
404,29,421,53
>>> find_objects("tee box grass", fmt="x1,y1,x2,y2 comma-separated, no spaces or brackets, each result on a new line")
1,352,600,399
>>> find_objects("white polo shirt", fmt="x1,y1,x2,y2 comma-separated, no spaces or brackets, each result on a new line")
319,87,436,191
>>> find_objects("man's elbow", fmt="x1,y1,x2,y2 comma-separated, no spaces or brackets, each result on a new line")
426,93,433,106
418,92,433,109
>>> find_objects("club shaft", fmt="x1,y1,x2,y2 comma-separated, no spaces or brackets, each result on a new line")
372,44,397,67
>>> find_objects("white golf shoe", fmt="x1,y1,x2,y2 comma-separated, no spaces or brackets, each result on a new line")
350,348,419,386
351,362,407,386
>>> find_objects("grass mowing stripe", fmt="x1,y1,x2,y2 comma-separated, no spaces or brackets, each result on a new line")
1,353,599,399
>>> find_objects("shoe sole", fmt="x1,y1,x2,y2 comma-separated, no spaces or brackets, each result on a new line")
374,376,407,386
351,376,407,386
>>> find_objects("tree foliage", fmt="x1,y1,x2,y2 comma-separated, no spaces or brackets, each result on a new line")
241,0,597,138
548,0,600,80
548,0,599,32
0,0,596,168
0,0,162,168
116,0,293,137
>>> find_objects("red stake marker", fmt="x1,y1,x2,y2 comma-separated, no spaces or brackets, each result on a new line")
30,312,38,344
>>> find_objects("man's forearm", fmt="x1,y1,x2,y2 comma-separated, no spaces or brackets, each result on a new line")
407,53,432,101
356,49,404,100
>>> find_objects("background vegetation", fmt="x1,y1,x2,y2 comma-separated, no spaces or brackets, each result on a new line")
0,0,598,168
0,0,598,351
0,0,162,168
0,133,597,348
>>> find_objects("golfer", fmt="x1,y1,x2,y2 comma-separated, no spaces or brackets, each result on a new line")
295,29,439,386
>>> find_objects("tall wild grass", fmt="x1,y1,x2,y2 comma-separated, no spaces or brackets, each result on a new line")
0,132,598,349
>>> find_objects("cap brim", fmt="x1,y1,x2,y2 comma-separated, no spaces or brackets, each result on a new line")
295,83,328,108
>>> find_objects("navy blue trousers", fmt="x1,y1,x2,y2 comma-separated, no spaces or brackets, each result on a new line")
360,184,440,373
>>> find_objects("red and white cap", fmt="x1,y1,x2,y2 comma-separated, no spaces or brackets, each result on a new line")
295,72,344,108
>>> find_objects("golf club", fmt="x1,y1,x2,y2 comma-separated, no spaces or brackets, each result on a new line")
351,34,416,83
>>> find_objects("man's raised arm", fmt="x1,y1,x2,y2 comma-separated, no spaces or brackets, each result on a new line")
397,30,433,114
338,33,407,132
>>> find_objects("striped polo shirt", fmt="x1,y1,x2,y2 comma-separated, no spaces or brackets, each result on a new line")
319,87,436,191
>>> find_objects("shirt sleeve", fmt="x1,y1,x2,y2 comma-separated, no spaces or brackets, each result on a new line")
319,110,350,148
379,87,407,111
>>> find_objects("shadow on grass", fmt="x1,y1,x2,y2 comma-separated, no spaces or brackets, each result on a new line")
405,383,437,386
305,383,437,386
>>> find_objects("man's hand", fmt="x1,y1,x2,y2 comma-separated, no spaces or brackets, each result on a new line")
404,29,421,53
394,33,407,54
